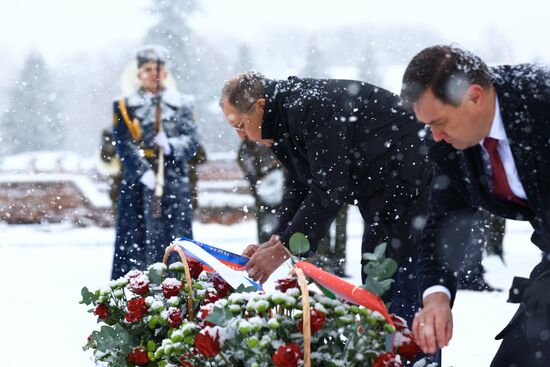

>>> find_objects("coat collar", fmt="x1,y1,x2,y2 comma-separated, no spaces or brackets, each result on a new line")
261,79,282,140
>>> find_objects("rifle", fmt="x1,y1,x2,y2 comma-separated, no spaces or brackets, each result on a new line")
152,61,164,218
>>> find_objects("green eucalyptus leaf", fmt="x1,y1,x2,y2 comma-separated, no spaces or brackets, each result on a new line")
362,252,378,261
234,284,257,293
289,232,310,255
205,306,234,327
363,258,398,281
363,277,384,296
92,324,132,355
80,287,97,305
363,277,394,297
373,242,387,261
147,266,163,285
378,258,398,279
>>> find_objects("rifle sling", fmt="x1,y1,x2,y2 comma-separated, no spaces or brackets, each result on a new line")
117,98,142,142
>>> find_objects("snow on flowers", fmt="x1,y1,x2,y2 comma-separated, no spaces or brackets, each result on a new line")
82,257,422,366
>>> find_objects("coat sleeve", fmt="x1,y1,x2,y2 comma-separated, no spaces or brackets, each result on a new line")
112,101,151,184
167,104,199,161
419,148,477,306
276,113,349,252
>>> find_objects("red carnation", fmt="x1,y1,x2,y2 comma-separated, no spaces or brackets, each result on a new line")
390,314,409,332
187,258,203,279
275,277,299,292
272,342,301,367
127,347,149,365
297,309,326,335
93,303,110,319
167,307,183,328
179,353,195,367
396,333,421,362
129,274,150,295
125,297,148,323
373,352,402,367
194,329,221,358
162,278,183,298
126,269,143,280
198,305,215,327
212,274,232,298
203,290,221,305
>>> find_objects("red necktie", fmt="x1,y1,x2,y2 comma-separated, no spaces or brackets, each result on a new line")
482,137,528,207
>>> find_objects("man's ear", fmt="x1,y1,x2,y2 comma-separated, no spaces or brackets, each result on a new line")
466,84,484,105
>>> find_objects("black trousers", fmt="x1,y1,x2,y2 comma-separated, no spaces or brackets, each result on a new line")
358,187,440,365
491,256,550,367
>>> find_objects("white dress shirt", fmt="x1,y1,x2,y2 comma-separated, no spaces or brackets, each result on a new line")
423,96,527,301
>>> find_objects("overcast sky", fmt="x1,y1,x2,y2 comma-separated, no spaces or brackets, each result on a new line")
1,0,550,68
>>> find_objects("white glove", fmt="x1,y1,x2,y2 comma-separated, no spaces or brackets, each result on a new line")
140,169,156,190
154,131,172,155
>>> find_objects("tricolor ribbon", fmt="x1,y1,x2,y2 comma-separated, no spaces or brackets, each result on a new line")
173,237,261,291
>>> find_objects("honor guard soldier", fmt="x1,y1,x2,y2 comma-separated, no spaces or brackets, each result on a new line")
110,45,199,279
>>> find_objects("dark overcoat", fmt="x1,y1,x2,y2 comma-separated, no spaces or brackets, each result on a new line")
111,88,198,279
261,77,432,262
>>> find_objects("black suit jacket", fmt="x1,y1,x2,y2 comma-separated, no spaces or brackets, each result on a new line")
260,77,431,255
419,64,550,304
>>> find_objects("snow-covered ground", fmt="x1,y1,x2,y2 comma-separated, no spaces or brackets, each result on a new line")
0,207,541,367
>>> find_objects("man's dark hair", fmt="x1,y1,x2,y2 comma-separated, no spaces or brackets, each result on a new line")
220,71,267,113
400,45,492,109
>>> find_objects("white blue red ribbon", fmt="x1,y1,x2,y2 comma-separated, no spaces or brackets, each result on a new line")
174,237,261,290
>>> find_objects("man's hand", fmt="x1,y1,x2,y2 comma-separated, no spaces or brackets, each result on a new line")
241,235,280,257
242,244,260,258
412,292,453,354
245,235,290,283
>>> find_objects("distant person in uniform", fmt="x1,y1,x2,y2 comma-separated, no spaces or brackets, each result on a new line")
110,45,198,279
316,206,348,277
237,139,285,243
238,138,349,276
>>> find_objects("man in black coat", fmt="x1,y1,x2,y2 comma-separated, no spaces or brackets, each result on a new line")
220,72,432,329
400,45,550,366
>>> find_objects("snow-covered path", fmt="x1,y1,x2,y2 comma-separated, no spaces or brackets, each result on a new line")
0,209,541,366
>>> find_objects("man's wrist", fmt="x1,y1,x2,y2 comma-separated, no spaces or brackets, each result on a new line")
423,285,451,300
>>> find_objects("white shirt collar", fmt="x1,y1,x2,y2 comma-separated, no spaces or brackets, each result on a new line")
486,96,507,141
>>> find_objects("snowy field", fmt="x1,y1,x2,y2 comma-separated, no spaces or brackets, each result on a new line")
0,207,541,367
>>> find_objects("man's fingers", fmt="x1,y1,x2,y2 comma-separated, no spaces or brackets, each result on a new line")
242,244,259,258
245,254,257,271
247,266,260,281
445,318,453,346
434,314,449,349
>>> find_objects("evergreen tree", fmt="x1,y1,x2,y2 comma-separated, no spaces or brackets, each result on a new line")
143,0,198,93
358,41,383,87
234,43,254,73
301,37,328,78
1,52,64,155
